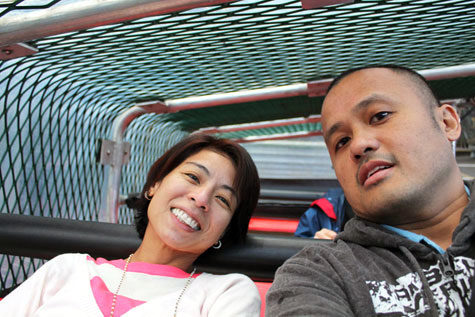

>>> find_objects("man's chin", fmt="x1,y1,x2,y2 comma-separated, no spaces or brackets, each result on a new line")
361,194,424,224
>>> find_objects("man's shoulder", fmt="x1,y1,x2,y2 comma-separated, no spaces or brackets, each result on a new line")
284,239,357,266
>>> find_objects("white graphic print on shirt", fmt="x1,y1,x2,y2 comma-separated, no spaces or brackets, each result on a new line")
366,256,474,316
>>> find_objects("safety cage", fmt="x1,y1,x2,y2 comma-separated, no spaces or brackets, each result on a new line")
1,1,475,313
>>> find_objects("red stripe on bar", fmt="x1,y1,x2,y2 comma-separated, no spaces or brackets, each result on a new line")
249,217,299,233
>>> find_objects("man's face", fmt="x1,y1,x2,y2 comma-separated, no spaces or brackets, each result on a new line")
322,68,458,224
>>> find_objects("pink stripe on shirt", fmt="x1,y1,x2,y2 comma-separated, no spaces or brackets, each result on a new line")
87,256,200,277
90,276,145,316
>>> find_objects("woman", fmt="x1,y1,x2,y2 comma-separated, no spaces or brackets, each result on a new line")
0,134,261,316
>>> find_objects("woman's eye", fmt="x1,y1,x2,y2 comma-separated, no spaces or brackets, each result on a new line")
335,136,350,152
185,173,199,183
216,196,230,208
370,111,391,124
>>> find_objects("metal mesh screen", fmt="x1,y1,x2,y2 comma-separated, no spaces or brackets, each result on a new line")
0,65,187,294
0,0,61,18
2,0,475,134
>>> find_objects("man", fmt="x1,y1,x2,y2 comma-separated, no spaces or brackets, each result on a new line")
266,65,475,316
294,188,353,239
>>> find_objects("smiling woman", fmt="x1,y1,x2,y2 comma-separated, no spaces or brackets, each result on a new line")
0,135,261,317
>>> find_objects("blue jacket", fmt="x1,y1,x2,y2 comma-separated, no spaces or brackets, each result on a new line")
294,188,349,238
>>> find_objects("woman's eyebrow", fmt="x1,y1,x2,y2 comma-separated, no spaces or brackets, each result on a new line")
185,162,237,198
185,161,210,175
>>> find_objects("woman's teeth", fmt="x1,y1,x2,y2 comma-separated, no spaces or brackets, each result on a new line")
171,208,200,230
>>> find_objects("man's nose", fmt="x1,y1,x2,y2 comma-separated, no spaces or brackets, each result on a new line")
349,132,380,163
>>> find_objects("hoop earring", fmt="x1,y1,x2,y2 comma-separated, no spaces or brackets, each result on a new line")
212,240,222,249
144,192,152,201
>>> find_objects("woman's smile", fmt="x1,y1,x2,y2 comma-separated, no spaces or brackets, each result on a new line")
171,207,201,231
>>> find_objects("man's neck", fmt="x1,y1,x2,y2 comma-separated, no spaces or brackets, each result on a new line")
398,186,469,250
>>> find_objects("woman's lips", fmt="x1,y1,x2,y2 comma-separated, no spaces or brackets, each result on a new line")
171,207,201,231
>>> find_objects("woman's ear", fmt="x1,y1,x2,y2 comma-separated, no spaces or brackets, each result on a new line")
438,104,461,142
148,181,161,197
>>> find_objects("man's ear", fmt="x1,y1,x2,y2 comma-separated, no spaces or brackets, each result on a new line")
438,104,461,142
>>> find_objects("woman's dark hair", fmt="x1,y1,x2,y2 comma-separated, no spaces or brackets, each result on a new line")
126,134,260,250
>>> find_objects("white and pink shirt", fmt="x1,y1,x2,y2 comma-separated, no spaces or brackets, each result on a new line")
0,253,260,316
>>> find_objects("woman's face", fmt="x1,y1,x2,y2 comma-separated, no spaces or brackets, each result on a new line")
145,149,237,256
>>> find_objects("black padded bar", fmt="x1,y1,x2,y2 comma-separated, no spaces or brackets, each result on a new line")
255,200,310,218
0,213,323,280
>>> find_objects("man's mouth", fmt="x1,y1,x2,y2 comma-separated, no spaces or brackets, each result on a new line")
171,208,201,231
358,161,394,186
367,165,390,178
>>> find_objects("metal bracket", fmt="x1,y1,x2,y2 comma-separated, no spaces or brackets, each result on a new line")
97,139,131,166
307,80,333,98
0,43,38,60
301,0,353,10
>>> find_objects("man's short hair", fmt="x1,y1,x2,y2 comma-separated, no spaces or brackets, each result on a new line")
326,64,441,109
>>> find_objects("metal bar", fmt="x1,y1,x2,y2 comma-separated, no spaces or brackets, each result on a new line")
234,131,323,143
0,0,238,47
301,0,354,10
165,83,309,111
148,63,475,113
419,64,475,80
0,213,320,280
196,115,321,134
98,102,167,223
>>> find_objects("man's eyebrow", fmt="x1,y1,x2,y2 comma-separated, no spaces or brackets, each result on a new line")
324,94,395,144
324,122,342,145
185,162,237,197
351,93,394,115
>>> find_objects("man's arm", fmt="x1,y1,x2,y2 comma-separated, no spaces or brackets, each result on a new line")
265,246,354,316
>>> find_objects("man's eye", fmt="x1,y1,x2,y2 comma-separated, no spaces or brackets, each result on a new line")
185,173,199,183
216,196,230,208
335,136,350,152
370,111,391,124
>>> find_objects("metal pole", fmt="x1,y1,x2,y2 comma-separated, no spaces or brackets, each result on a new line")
158,63,475,112
98,102,167,223
0,0,238,47
165,83,309,111
195,115,321,134
419,64,475,81
234,131,323,143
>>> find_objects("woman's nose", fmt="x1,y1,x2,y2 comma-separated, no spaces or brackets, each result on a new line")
190,189,211,211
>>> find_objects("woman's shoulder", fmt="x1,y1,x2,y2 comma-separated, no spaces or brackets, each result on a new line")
198,271,251,280
196,272,257,291
27,253,90,281
192,272,260,314
48,253,89,264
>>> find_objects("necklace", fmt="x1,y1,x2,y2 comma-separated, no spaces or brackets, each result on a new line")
174,267,196,317
110,253,133,317
109,253,196,317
